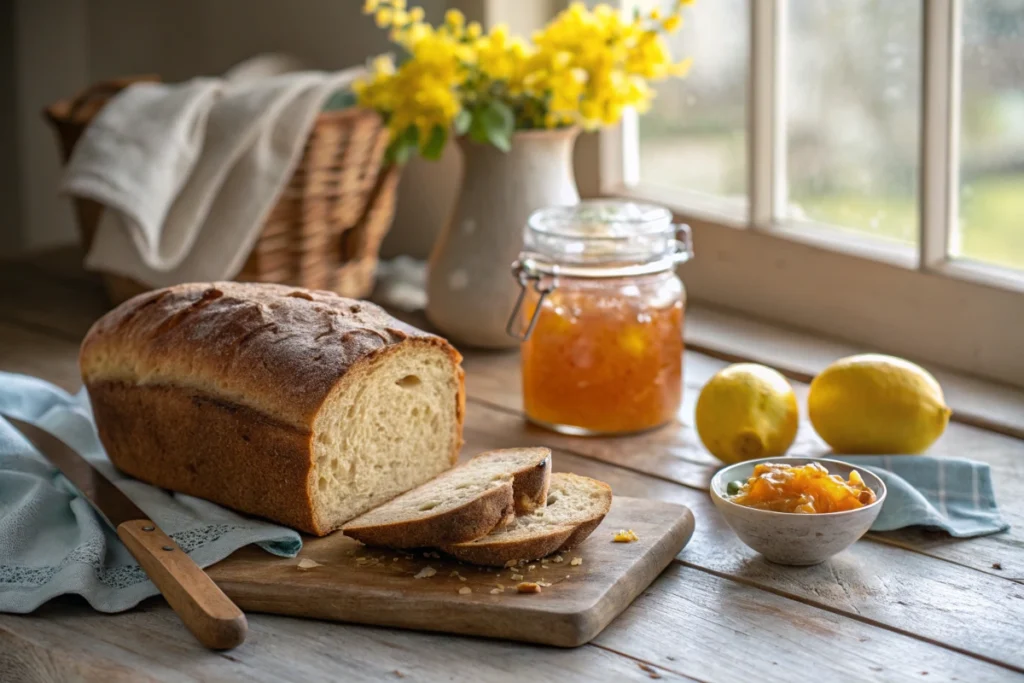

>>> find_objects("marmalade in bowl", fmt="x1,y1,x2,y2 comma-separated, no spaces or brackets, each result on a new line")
728,462,877,513
520,272,683,435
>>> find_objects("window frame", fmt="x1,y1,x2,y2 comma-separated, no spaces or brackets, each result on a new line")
580,0,1024,387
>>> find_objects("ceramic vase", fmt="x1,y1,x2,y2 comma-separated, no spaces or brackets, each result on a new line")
426,128,580,348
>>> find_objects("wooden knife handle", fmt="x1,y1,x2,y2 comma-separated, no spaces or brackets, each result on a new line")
117,519,248,650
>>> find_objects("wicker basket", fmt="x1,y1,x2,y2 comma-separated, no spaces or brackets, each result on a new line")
45,75,401,305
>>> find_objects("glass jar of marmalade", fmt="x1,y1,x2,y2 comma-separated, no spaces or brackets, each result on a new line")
507,200,693,436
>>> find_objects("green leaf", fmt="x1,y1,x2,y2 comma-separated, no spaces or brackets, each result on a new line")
466,101,514,151
421,125,447,160
483,100,514,152
468,105,491,145
386,126,420,165
453,109,472,136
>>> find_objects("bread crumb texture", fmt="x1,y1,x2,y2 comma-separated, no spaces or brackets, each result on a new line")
414,566,437,579
457,586,472,595
613,529,639,543
570,557,583,566
516,582,542,594
297,558,322,570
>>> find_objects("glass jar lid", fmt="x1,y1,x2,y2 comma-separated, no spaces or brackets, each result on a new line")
507,200,694,341
520,200,692,278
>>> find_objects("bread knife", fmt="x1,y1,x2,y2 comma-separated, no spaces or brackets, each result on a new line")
3,415,247,650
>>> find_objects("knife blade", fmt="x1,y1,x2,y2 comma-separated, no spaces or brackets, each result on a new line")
8,416,148,528
4,414,248,650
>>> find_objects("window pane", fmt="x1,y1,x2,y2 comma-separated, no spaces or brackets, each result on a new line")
634,0,749,207
958,0,1024,271
785,0,921,244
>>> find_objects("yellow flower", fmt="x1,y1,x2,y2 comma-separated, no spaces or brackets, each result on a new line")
391,9,410,27
372,54,396,75
649,8,662,20
445,8,465,28
358,0,691,154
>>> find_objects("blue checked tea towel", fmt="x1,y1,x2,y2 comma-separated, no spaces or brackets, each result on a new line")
837,455,1009,537
0,372,302,614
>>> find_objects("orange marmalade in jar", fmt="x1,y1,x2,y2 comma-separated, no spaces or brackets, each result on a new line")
508,201,693,435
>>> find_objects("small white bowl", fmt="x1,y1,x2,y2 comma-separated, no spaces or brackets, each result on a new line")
710,457,886,566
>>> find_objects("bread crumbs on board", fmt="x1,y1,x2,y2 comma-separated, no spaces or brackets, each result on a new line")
489,588,503,595
297,558,322,570
414,566,437,579
458,586,472,595
613,529,640,543
516,582,542,594
570,557,583,566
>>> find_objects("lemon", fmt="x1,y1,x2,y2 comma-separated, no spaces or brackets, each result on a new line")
808,354,952,454
695,364,799,464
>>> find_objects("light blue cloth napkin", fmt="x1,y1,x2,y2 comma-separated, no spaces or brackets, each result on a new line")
0,372,302,614
836,455,1009,537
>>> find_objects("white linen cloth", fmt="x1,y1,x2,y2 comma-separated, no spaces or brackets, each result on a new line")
61,64,362,287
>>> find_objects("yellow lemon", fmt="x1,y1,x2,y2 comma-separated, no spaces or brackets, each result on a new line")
695,364,799,464
808,354,952,454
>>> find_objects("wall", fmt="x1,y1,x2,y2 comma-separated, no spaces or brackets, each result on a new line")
8,0,90,254
5,0,457,259
0,1,21,255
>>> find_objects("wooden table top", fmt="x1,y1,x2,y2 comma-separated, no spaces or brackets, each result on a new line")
1,251,1023,683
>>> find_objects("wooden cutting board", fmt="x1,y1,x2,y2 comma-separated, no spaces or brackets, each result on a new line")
207,496,694,647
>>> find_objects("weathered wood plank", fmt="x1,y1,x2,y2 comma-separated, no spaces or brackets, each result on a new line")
461,401,1024,673
0,253,108,341
0,604,689,683
0,322,82,391
597,565,1018,683
461,349,1024,581
0,622,157,683
3,438,1014,683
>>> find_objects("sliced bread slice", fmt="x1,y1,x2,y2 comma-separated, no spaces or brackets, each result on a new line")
342,447,551,548
441,473,612,566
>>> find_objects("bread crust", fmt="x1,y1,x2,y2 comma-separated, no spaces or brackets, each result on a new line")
343,482,516,548
80,282,463,430
80,282,466,536
442,526,575,567
89,381,319,532
442,475,612,567
470,447,551,515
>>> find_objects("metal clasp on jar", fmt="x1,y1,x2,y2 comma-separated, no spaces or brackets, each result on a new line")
506,223,693,342
506,259,558,342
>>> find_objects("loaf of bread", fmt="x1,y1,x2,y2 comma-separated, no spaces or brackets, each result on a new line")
80,282,465,536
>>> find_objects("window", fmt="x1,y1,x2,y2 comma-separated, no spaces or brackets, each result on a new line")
635,0,749,213
784,1,921,247
957,0,1024,271
600,0,1024,387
